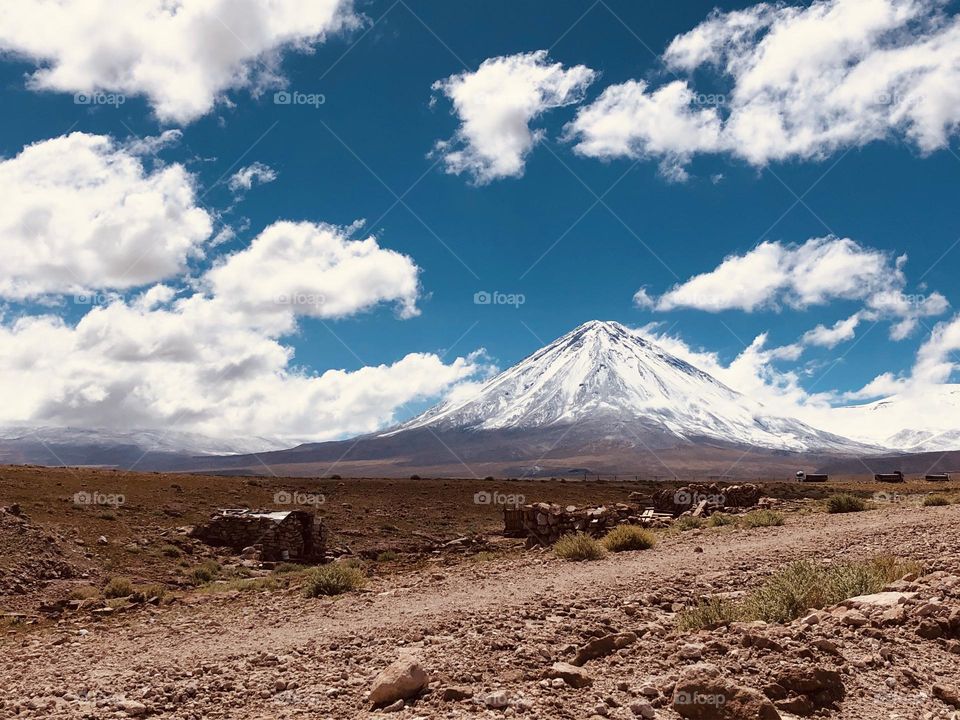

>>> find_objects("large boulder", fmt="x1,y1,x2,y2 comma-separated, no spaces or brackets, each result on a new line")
672,663,780,719
369,655,428,707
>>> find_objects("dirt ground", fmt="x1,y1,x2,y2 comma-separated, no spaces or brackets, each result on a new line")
2,465,960,719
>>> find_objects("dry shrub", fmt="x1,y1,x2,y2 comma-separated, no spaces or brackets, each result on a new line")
554,533,606,561
601,525,656,552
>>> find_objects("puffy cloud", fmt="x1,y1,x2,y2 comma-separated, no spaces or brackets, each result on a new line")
206,221,421,327
0,132,211,300
228,162,277,192
0,0,359,123
566,0,960,174
802,313,863,348
0,296,485,442
432,50,596,184
655,237,898,312
563,79,721,180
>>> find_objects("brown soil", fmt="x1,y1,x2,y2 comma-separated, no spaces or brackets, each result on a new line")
2,465,960,719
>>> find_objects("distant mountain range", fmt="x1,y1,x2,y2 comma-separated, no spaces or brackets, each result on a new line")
2,321,957,477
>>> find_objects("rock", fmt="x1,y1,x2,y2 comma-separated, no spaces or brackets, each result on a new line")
481,690,510,708
679,643,705,660
119,700,148,717
672,663,779,719
97,536,108,545
440,685,472,701
630,700,656,718
843,591,916,609
933,684,960,708
775,667,844,711
574,632,637,665
840,611,869,627
368,655,428,707
548,662,594,688
382,699,404,712
918,619,943,639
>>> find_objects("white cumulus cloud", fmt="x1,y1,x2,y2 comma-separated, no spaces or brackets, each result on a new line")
228,162,278,192
0,132,212,300
432,50,596,184
0,0,359,123
566,0,960,175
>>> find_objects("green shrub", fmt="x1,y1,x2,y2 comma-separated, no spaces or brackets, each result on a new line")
923,495,951,507
303,564,366,597
677,597,742,631
826,494,867,513
159,544,181,558
188,560,222,585
103,577,133,599
707,513,736,527
553,533,607,561
674,516,704,532
273,562,309,574
601,525,656,552
740,510,785,528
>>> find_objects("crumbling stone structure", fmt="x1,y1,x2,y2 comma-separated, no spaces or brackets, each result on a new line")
652,483,762,516
509,502,671,546
190,509,326,562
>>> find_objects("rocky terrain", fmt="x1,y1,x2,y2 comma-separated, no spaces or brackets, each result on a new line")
2,466,960,718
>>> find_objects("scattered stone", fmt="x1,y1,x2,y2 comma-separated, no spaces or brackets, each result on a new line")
368,655,428,707
548,662,594,688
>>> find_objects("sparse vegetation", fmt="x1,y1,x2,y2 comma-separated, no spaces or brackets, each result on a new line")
740,510,785,528
601,525,656,552
707,513,736,527
103,577,134,599
273,562,309,574
677,596,742,631
97,511,117,521
679,555,921,629
159,544,181,558
827,493,867,513
68,585,102,601
303,564,366,597
554,532,607,561
130,583,167,603
188,560,223,585
674,516,705,532
923,495,951,507
375,551,399,562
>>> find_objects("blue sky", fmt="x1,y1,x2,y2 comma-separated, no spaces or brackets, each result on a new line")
0,0,959,445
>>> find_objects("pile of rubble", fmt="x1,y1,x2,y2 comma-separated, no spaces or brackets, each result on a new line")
652,482,764,516
0,504,89,599
505,502,673,546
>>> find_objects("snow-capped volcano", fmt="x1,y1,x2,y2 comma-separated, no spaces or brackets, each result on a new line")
391,320,867,453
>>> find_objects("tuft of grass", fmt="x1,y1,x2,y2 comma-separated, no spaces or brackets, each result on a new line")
677,597,742,631
923,495,951,507
707,513,737,527
68,585,102,601
674,516,705,532
273,562,309,574
740,510,785,528
103,577,134,599
188,560,222,586
159,544,181,558
554,532,607,561
601,525,656,552
97,511,117,521
376,551,399,562
130,584,167,603
678,555,921,630
198,576,285,594
303,564,366,597
827,493,867,513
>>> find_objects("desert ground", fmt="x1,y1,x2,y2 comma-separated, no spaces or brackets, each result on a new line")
3,466,960,719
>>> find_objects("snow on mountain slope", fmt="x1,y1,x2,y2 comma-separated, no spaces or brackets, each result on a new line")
0,426,287,456
830,386,960,452
390,320,867,453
